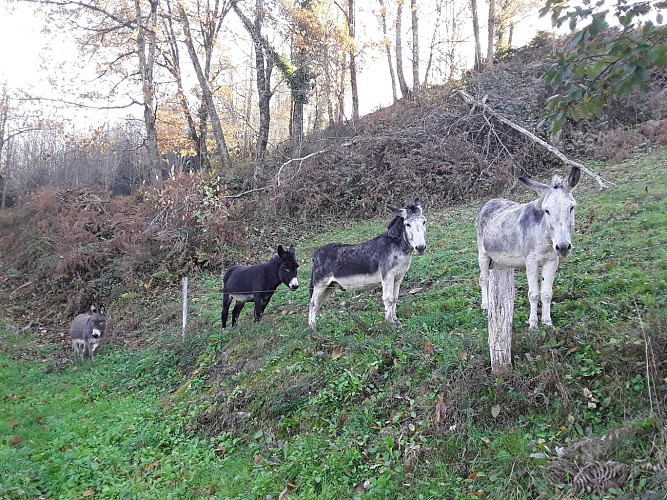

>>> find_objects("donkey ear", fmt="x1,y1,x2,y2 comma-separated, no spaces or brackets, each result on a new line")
277,245,286,258
90,304,97,314
388,205,408,219
288,244,296,256
413,198,423,208
519,176,549,195
565,167,581,192
99,305,106,316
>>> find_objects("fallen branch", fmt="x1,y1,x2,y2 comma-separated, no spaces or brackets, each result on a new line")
455,90,614,189
10,280,33,298
224,149,326,199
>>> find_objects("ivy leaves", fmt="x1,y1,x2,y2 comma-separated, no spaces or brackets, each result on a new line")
539,0,667,133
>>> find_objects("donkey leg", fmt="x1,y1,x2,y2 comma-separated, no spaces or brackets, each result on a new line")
382,278,400,327
254,293,273,322
72,341,84,361
231,301,246,327
391,276,405,323
90,342,100,358
308,285,333,329
525,261,541,330
83,341,91,360
221,293,233,328
540,259,559,327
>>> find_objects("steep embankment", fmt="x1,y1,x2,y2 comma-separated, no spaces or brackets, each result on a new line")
2,147,665,498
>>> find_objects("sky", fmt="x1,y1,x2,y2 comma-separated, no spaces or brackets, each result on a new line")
0,1,554,130
0,3,46,91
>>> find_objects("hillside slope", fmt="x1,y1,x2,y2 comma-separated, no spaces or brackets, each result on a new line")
1,147,666,498
1,35,666,329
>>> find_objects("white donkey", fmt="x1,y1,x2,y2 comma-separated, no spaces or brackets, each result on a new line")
476,167,581,329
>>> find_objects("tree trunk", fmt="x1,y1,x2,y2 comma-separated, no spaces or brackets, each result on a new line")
135,0,162,187
197,101,210,170
470,0,482,71
378,0,398,103
290,37,308,157
232,1,274,172
0,90,7,208
253,0,272,176
177,1,233,172
411,0,419,91
163,0,204,169
324,44,336,126
395,0,409,98
486,0,495,68
244,54,253,158
488,268,515,376
291,98,304,158
337,51,346,122
348,0,359,121
0,173,6,209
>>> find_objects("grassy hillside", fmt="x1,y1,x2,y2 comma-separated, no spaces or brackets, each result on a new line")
1,147,666,499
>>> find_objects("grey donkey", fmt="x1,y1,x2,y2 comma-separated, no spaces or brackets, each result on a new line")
69,305,107,360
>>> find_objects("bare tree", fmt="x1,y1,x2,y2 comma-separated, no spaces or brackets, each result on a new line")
0,86,9,208
23,0,165,186
470,0,483,71
395,0,410,98
251,0,273,170
134,0,162,186
377,0,398,103
422,0,443,86
411,0,419,91
161,0,208,170
232,0,275,178
495,0,539,53
348,0,359,121
175,0,233,171
486,0,496,68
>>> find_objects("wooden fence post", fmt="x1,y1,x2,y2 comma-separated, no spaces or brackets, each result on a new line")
488,268,515,376
182,277,188,339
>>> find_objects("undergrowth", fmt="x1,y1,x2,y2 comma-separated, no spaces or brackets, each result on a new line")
1,148,666,498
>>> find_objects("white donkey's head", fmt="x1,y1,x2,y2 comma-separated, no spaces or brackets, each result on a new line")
388,198,427,255
519,167,581,258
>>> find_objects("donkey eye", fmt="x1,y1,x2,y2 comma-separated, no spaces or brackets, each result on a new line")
570,206,575,212
405,223,412,228
544,209,550,215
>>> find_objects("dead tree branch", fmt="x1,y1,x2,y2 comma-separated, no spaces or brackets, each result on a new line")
224,149,326,199
455,90,613,189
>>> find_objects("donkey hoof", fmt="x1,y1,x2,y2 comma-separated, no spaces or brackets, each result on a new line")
388,319,402,328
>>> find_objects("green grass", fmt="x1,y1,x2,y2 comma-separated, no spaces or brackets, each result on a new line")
2,148,667,499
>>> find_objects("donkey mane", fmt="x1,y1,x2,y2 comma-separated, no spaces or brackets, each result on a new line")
386,216,403,239
551,175,566,189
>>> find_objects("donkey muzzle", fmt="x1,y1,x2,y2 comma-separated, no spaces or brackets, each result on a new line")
555,242,572,258
414,245,426,256
289,278,299,290
91,329,102,339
